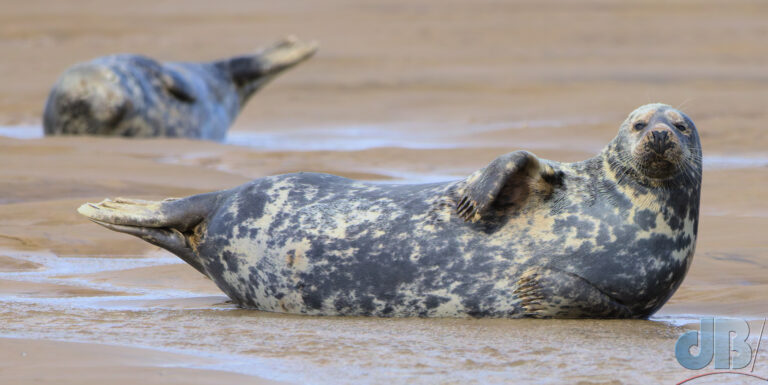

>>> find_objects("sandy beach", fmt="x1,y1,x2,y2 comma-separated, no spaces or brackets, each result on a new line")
1,0,767,384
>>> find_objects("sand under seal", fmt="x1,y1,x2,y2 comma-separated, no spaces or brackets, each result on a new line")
1,0,767,384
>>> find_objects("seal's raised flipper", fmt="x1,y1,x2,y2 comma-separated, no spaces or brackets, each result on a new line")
77,193,220,275
457,151,553,222
128,55,198,103
158,68,196,103
216,36,318,102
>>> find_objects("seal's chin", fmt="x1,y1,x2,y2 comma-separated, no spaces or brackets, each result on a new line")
632,150,684,180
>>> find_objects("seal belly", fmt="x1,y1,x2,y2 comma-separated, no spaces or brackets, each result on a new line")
196,173,521,316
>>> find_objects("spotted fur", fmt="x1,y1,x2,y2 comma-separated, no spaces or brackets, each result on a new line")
79,104,701,318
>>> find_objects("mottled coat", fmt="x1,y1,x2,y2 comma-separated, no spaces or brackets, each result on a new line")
79,104,701,318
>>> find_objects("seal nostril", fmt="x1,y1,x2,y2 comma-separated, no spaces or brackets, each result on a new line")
649,130,672,154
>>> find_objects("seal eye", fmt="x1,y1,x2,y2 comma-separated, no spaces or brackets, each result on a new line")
674,122,687,132
633,122,647,131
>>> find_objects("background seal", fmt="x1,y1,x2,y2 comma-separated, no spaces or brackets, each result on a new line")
78,103,702,318
43,36,317,140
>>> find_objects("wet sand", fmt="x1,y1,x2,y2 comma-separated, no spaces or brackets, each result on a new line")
0,337,285,385
1,0,768,384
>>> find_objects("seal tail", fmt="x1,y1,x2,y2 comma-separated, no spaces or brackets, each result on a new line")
77,192,220,275
216,36,318,103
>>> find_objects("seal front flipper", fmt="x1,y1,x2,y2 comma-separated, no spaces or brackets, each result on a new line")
515,267,634,318
77,193,221,275
158,67,196,103
457,150,550,222
132,56,197,103
216,36,318,102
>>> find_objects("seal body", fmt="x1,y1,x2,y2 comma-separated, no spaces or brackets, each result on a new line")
79,104,701,318
44,37,316,140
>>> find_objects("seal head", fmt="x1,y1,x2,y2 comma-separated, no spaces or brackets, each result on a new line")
610,103,701,183
43,64,132,135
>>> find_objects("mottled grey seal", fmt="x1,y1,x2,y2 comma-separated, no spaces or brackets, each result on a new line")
78,103,701,318
43,37,317,140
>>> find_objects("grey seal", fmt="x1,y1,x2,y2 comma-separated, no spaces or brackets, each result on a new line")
78,103,701,318
43,37,317,140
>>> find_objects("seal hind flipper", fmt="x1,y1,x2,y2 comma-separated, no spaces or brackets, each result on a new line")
457,151,550,222
77,193,221,275
216,36,318,102
89,219,205,275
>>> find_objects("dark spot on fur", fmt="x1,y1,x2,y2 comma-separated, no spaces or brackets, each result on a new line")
634,209,657,231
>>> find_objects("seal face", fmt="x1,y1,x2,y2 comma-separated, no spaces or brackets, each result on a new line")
79,103,702,319
43,37,317,140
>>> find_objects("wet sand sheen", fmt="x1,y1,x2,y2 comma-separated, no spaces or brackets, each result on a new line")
0,337,286,385
0,302,706,384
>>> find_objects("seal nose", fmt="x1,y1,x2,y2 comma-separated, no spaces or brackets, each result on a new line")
650,129,671,154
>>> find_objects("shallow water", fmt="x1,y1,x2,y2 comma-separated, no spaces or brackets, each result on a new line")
225,117,604,151
3,124,767,171
0,119,599,150
0,125,44,140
